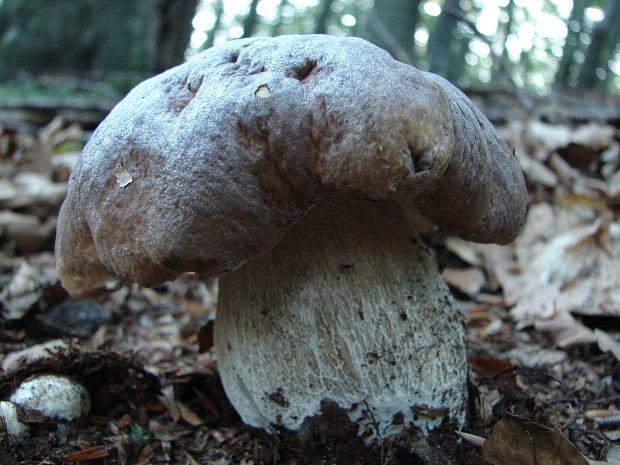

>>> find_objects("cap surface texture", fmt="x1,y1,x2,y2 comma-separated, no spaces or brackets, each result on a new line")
56,34,526,297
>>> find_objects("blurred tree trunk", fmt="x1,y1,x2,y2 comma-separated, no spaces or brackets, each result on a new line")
366,0,420,64
204,0,225,49
315,0,336,34
0,0,198,77
428,0,463,81
242,0,261,38
271,0,289,36
554,0,588,89
157,0,199,70
577,0,620,90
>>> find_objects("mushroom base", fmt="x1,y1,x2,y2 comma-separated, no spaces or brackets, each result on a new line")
215,197,467,440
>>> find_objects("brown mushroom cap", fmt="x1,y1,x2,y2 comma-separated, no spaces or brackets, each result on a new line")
56,34,527,298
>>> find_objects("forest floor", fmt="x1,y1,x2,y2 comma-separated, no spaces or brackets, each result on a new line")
0,103,619,464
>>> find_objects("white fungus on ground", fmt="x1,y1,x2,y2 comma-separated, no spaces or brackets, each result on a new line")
10,374,91,421
0,401,29,444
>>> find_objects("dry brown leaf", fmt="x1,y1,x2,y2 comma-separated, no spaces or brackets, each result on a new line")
0,210,48,253
456,430,486,447
504,346,566,367
483,413,588,465
585,409,620,427
499,202,620,336
0,261,51,320
178,402,203,426
469,355,514,380
1,339,69,371
595,329,620,362
61,445,109,462
571,123,616,150
443,267,486,297
535,312,596,347
0,172,67,209
157,386,180,422
185,451,201,465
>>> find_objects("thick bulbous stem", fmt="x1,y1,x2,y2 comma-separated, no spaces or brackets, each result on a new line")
215,197,467,439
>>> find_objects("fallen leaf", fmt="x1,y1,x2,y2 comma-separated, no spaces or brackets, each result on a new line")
0,261,46,320
585,409,620,427
442,267,486,297
62,445,109,462
186,451,201,465
117,413,132,429
469,355,514,383
0,172,67,209
483,413,588,465
535,312,596,347
572,123,616,150
456,430,486,447
178,402,203,426
157,386,180,422
1,339,69,371
0,210,52,254
500,202,620,336
595,329,620,362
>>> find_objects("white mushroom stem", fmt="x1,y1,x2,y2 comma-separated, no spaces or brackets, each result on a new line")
215,197,467,439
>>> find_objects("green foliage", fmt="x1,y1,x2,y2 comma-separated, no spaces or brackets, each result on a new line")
0,74,143,105
129,423,151,445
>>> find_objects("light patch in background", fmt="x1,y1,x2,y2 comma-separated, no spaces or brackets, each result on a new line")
585,7,605,23
505,34,523,62
190,7,216,49
476,4,501,36
469,39,490,58
257,0,281,21
341,13,356,27
288,0,319,8
193,7,216,31
414,28,429,47
423,2,441,17
189,0,591,93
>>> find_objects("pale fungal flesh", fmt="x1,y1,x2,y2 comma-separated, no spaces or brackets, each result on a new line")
216,197,467,436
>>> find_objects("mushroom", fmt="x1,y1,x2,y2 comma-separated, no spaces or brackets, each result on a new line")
10,374,91,421
0,401,29,444
55,35,526,440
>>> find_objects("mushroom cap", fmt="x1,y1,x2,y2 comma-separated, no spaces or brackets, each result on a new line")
10,374,91,421
56,34,527,298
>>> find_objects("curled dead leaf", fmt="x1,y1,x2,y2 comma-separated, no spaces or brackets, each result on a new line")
594,329,620,363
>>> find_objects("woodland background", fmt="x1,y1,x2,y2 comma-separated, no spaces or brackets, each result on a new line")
0,1,620,464
1,0,620,112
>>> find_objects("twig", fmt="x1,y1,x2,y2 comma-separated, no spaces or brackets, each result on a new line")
567,425,612,461
480,365,563,385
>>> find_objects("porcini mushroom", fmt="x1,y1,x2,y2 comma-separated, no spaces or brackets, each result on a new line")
55,35,526,440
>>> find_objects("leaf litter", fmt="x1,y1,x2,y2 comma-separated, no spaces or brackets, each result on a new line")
0,114,618,463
